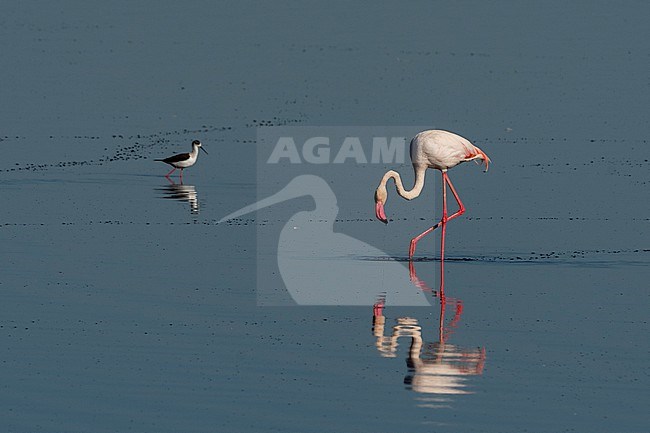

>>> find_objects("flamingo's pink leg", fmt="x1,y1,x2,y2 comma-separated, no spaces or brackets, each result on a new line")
408,171,447,258
165,167,176,178
409,225,439,258
408,171,467,259
440,173,447,293
438,294,447,343
442,172,466,222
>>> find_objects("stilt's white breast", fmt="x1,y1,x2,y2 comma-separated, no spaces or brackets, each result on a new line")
174,153,198,168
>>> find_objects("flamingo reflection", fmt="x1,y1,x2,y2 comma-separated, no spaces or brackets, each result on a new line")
156,178,199,215
372,262,485,406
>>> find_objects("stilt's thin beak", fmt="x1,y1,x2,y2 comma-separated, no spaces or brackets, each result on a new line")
375,201,388,224
200,146,208,155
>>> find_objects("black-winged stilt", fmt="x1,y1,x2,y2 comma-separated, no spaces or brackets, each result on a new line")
155,139,207,181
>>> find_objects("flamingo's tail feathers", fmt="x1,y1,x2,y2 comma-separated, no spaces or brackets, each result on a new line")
473,146,491,172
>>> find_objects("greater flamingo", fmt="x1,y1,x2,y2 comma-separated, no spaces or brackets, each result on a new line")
156,139,207,181
374,130,490,259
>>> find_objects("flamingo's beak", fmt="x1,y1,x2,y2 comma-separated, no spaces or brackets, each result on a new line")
375,201,388,224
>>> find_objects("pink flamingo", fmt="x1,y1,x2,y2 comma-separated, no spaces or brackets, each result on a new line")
374,130,491,259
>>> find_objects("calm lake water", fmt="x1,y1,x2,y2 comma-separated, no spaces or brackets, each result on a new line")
1,2,649,432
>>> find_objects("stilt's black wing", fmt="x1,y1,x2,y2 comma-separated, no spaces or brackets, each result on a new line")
158,153,190,164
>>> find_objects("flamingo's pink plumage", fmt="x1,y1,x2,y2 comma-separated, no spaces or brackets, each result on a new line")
374,129,490,259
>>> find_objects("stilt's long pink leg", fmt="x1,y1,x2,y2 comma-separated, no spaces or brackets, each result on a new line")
179,168,184,184
165,167,176,178
409,170,467,259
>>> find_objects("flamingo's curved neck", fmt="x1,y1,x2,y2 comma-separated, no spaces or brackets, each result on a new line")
382,165,427,200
